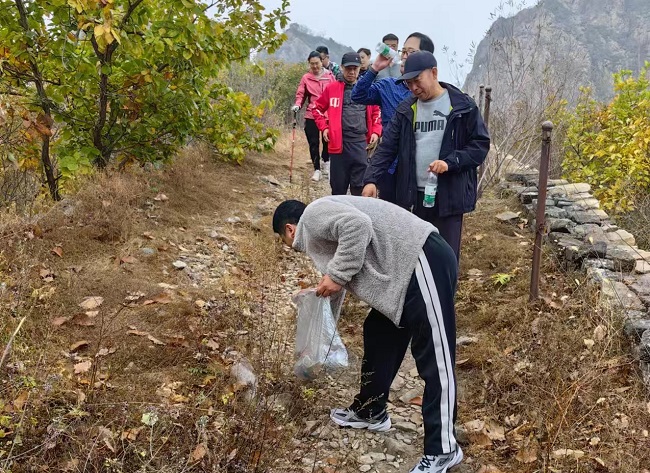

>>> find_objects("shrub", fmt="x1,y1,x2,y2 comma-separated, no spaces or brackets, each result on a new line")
562,63,650,213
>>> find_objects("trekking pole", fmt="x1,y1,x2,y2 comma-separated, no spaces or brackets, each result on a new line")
289,111,297,184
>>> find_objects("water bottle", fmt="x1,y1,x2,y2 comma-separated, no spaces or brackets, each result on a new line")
375,43,400,64
423,172,438,208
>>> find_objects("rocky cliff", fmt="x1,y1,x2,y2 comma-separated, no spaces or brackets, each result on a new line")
464,0,650,102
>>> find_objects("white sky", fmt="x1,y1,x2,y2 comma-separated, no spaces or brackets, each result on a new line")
258,0,528,83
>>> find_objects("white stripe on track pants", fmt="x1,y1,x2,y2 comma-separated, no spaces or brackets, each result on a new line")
351,232,458,455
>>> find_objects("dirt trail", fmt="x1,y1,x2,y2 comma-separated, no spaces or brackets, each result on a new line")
1,132,648,473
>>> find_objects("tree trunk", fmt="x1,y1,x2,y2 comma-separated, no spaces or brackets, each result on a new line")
14,0,60,200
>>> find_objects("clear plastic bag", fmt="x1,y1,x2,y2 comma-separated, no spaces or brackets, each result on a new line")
292,289,348,380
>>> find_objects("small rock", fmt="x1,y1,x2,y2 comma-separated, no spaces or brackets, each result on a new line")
456,336,478,346
140,247,156,257
569,197,601,210
640,330,650,363
606,247,638,272
496,211,519,222
384,438,415,457
547,218,575,232
359,466,372,473
369,452,386,462
582,259,616,271
605,229,636,246
546,179,569,187
399,388,421,404
262,175,280,186
547,182,591,196
636,260,650,274
358,454,374,465
394,422,418,433
385,454,396,462
226,217,241,224
624,318,650,341
519,191,538,205
566,209,607,225
600,280,645,311
172,260,187,270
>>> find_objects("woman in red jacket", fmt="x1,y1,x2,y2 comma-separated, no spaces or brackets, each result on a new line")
313,52,382,196
292,51,335,182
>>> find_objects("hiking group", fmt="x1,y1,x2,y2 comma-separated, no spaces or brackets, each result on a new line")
281,31,490,473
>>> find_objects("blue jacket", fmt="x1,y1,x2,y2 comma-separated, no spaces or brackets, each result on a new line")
363,82,490,218
351,69,411,128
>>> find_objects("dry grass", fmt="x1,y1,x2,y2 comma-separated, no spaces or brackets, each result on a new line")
1,133,648,473
456,193,650,472
0,138,319,472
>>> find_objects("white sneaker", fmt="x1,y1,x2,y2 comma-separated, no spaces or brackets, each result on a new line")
330,407,391,432
409,447,463,473
322,161,330,175
311,170,322,182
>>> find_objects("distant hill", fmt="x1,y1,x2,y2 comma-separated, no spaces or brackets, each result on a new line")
464,0,650,102
257,23,355,65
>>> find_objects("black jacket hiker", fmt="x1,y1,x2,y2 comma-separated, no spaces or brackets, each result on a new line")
363,82,490,218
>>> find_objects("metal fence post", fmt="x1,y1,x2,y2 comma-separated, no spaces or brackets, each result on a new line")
483,86,492,129
478,85,485,116
529,121,554,302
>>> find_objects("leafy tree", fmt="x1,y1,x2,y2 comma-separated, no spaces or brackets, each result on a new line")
0,0,289,197
562,63,650,212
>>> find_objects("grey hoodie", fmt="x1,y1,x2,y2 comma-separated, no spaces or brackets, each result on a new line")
293,195,436,325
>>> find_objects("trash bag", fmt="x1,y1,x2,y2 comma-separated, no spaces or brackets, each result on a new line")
292,289,348,380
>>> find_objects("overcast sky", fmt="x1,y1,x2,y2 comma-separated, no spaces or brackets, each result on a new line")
259,0,526,83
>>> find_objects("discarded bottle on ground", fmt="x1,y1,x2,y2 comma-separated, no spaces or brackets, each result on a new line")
423,172,438,208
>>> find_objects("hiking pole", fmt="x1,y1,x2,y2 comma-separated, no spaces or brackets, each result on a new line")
289,111,297,184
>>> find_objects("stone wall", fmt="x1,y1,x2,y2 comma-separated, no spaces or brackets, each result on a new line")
500,169,650,389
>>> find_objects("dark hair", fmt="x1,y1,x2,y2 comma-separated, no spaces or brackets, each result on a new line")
406,32,435,53
272,200,306,234
315,46,329,55
357,47,371,57
307,50,321,61
382,33,399,43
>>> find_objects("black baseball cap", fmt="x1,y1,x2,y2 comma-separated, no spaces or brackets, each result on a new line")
396,51,438,83
341,52,361,67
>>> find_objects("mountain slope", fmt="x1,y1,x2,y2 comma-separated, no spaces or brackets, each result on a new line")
257,23,355,65
464,0,650,101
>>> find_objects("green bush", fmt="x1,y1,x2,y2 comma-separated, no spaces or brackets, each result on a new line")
562,63,650,213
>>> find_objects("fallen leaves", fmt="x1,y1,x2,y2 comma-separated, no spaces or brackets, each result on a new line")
515,444,538,464
51,246,63,258
552,448,585,459
190,443,208,462
408,396,423,406
121,427,143,441
462,419,507,448
52,316,72,326
127,327,166,346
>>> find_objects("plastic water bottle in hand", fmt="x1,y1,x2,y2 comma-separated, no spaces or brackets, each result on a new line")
375,43,400,65
423,172,438,208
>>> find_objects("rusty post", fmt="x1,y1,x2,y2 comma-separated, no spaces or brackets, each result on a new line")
478,85,485,116
483,86,492,129
529,121,554,302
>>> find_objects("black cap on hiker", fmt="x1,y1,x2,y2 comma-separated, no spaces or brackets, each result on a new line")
396,51,437,83
341,52,361,67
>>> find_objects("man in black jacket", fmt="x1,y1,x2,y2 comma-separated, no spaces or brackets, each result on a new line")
362,51,490,261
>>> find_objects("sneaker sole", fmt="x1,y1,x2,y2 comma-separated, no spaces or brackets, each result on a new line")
330,413,392,432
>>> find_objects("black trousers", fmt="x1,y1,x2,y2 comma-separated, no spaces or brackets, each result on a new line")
304,118,329,171
330,140,368,196
414,191,464,263
350,233,458,455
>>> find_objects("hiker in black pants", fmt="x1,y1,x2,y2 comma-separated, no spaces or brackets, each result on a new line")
293,51,335,182
273,196,463,473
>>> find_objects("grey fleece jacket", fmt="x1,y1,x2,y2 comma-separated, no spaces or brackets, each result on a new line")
293,195,436,325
